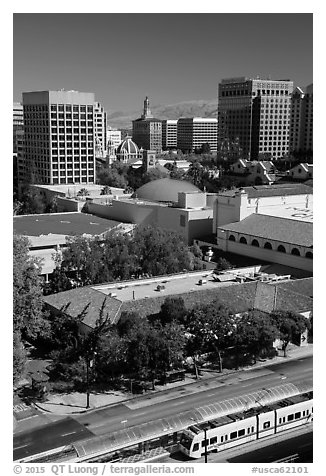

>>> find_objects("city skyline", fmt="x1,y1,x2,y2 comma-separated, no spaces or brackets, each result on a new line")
13,13,313,115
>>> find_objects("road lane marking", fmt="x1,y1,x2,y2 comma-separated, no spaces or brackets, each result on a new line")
15,444,29,450
61,431,77,437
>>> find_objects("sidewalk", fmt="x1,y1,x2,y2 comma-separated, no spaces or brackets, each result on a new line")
32,343,313,416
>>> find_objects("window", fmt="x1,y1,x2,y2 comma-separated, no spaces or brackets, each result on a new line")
240,237,247,244
193,443,199,452
291,248,300,256
288,414,294,422
238,429,245,437
251,239,260,247
277,245,286,253
230,431,237,440
229,235,236,241
210,437,217,445
263,421,271,429
295,412,301,419
201,440,208,447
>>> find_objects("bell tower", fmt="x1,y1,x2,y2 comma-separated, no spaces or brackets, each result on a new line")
141,96,153,119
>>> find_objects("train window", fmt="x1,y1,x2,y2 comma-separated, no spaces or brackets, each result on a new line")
302,411,305,417
201,440,208,447
288,414,294,422
295,412,301,419
279,418,282,424
230,431,237,440
221,436,224,443
252,426,254,433
238,429,245,437
283,417,286,423
210,437,217,445
225,435,228,441
263,421,271,429
193,443,199,452
247,428,251,434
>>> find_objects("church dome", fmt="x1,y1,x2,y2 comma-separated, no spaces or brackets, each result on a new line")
132,178,201,203
116,136,139,156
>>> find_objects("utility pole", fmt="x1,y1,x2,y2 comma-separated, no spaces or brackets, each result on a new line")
204,428,208,463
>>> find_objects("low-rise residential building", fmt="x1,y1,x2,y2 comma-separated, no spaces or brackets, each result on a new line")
230,159,277,185
288,163,313,181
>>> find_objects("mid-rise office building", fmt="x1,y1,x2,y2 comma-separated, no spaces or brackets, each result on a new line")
290,84,313,155
13,102,24,153
162,120,178,149
94,102,107,159
107,128,122,151
177,117,218,153
22,90,96,185
218,77,293,160
132,97,162,153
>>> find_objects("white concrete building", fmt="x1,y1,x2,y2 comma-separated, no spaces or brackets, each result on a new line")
177,117,218,153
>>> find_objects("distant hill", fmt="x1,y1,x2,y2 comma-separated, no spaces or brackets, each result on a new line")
107,99,218,129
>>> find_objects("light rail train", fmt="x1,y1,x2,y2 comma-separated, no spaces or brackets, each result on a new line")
16,380,312,463
179,391,313,458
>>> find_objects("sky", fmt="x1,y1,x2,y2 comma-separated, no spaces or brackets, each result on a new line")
13,13,313,114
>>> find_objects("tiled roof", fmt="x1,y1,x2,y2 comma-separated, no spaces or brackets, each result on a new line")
219,214,313,247
43,287,122,328
273,277,313,298
43,277,313,328
14,213,122,238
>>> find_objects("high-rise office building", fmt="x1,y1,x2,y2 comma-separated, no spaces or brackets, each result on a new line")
22,90,96,185
177,118,218,153
13,102,24,153
107,128,122,151
94,101,107,159
218,77,293,160
162,120,178,150
132,97,162,153
290,84,313,155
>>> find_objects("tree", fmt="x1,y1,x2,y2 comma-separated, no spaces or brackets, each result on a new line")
270,311,310,357
100,186,112,195
13,235,44,339
201,143,211,154
158,297,187,325
16,184,46,215
97,165,128,188
142,167,169,184
77,188,90,197
13,332,27,385
234,311,278,363
186,301,234,374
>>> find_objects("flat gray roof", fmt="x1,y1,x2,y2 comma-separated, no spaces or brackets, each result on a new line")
13,212,123,237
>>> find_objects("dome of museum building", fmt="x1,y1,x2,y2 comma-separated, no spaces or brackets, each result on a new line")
132,178,201,203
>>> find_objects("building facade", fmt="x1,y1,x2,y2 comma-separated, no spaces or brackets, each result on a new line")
13,102,24,153
94,101,107,159
177,117,218,153
290,84,313,155
218,77,293,160
22,90,96,185
162,120,178,149
132,97,162,153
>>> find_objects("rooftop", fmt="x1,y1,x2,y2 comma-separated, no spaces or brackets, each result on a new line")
219,214,313,247
43,272,313,328
13,212,123,238
219,183,313,199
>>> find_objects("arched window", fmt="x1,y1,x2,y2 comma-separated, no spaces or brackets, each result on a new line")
291,248,300,256
277,245,286,253
305,251,313,259
239,237,247,244
228,235,236,241
264,242,272,250
251,239,260,247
